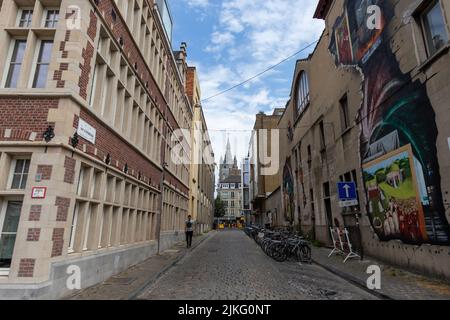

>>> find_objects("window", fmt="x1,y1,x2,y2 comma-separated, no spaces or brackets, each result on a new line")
307,145,312,171
310,189,315,215
319,121,326,151
18,9,33,27
44,9,59,28
10,158,30,190
340,95,350,131
32,40,53,88
89,63,99,107
421,0,449,56
76,166,85,196
0,201,22,272
5,40,26,88
83,205,92,251
68,203,79,252
296,71,310,115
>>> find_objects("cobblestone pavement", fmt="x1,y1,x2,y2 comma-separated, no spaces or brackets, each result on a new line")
137,230,376,300
313,247,450,300
67,233,212,300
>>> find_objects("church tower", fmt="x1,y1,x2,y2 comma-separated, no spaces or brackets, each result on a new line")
219,138,235,182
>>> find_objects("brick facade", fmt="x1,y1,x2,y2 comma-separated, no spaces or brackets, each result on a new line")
26,228,41,242
28,205,42,222
63,157,76,184
36,165,53,180
51,228,65,258
53,30,71,89
55,197,70,222
0,0,196,295
94,0,180,131
78,11,97,100
17,259,36,278
0,97,58,141
72,111,163,190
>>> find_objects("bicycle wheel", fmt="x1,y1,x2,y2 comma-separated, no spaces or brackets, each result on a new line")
271,244,288,262
300,243,312,263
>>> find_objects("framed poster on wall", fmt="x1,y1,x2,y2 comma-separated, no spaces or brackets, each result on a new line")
362,144,428,243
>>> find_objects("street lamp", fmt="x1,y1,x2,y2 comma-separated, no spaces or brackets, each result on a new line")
43,126,55,153
70,132,79,157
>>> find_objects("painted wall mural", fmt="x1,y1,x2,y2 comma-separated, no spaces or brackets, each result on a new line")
330,0,450,244
282,159,295,224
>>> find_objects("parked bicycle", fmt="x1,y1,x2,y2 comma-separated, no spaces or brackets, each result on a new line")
244,225,312,264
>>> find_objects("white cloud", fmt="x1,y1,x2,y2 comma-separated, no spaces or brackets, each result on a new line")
185,0,210,8
185,0,325,165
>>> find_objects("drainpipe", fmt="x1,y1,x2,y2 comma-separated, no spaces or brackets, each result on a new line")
157,162,168,255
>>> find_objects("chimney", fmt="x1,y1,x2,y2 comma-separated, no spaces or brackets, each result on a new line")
180,42,187,54
175,42,188,84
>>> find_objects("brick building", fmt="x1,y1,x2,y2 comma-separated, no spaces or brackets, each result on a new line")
273,0,450,279
248,109,284,226
0,0,198,298
217,140,242,219
186,66,215,235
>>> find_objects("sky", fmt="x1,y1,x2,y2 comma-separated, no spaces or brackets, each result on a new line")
170,0,325,167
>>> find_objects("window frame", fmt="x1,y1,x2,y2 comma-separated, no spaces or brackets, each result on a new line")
419,0,449,57
16,8,34,28
3,39,27,88
296,71,310,117
7,157,31,191
340,94,350,132
42,8,60,28
31,39,54,88
0,198,23,276
68,202,79,253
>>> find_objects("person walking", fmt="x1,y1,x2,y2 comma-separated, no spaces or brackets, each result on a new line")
185,215,195,248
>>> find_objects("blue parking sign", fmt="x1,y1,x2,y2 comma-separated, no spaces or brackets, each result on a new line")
337,182,357,201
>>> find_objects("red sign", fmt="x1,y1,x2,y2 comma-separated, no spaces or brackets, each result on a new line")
31,187,47,199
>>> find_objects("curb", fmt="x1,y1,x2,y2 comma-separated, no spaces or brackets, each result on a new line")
127,231,215,300
312,259,394,300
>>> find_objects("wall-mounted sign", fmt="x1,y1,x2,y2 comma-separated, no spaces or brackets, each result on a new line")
77,119,96,144
31,187,47,199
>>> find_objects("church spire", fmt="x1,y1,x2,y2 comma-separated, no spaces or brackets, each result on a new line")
224,138,233,165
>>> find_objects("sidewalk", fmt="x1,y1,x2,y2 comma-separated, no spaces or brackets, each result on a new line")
65,231,215,300
312,246,450,300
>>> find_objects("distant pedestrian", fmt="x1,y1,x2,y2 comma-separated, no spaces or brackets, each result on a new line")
185,215,195,248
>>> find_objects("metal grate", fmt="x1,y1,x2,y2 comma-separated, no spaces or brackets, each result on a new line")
104,277,136,285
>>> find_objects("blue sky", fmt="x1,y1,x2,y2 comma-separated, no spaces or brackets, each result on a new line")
170,0,324,164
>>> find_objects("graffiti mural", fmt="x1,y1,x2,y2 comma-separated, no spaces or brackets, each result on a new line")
282,159,295,223
363,145,428,242
330,0,450,244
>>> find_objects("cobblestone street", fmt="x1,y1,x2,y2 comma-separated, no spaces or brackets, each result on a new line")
137,230,376,300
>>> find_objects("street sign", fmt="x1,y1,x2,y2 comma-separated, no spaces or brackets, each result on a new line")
339,200,359,208
31,187,47,199
337,182,358,207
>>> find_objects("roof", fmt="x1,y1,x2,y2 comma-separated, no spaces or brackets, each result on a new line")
314,0,332,19
221,175,242,184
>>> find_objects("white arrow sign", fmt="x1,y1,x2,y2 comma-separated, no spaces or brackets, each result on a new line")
343,184,351,198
